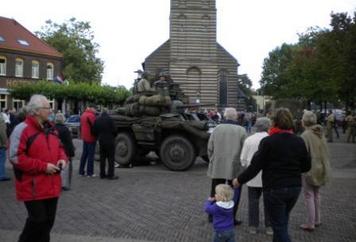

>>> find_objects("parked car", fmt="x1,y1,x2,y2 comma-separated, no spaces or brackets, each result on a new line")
65,114,80,138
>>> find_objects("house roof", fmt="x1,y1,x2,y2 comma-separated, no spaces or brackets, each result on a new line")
0,16,62,58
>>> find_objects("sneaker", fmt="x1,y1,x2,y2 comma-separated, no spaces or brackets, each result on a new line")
265,227,273,235
248,227,257,234
87,174,97,178
114,162,120,168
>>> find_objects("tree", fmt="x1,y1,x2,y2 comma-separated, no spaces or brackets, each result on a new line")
9,81,131,105
260,43,296,98
36,18,104,83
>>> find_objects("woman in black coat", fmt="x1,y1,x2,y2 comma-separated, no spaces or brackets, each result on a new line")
55,113,75,190
234,108,311,242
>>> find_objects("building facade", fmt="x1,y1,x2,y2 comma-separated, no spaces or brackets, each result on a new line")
0,16,63,111
144,0,246,109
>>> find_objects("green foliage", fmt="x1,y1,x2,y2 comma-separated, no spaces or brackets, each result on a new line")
36,18,104,83
9,81,131,105
260,11,356,109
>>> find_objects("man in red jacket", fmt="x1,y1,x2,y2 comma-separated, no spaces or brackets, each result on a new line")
9,94,68,242
79,104,97,177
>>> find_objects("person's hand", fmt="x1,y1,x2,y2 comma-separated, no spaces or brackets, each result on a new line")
208,196,215,201
57,159,67,170
46,163,60,174
232,178,240,188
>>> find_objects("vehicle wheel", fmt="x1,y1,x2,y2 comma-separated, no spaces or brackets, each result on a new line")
160,135,195,171
115,133,136,165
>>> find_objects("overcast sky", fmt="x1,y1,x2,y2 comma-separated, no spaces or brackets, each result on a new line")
1,0,355,89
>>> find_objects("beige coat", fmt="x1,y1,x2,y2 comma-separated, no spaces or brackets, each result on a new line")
207,122,247,179
301,125,331,186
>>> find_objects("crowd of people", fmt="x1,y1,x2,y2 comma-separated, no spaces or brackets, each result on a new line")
1,92,353,242
205,107,333,242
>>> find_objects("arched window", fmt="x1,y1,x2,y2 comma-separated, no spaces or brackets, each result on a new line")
0,56,6,76
46,63,54,80
15,58,24,77
32,60,39,79
218,70,228,107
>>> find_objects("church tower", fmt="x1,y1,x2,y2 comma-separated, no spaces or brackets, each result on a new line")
144,0,244,108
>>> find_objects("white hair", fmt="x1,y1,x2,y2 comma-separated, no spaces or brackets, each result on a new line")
254,117,271,132
26,94,49,115
302,110,317,127
224,107,237,120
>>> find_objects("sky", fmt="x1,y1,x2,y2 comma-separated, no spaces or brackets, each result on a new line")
1,0,355,90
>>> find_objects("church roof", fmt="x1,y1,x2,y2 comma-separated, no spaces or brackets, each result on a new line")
0,16,62,58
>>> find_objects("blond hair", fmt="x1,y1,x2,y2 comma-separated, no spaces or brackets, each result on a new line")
215,184,233,202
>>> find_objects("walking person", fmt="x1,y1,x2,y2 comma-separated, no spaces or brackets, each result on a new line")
55,113,75,190
345,112,356,143
9,94,68,242
207,107,247,225
79,104,97,177
299,110,331,231
0,113,10,181
240,117,272,235
205,184,236,242
326,110,336,142
233,108,311,242
92,109,118,180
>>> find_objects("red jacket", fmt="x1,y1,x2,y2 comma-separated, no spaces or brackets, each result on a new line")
9,116,67,201
80,109,96,143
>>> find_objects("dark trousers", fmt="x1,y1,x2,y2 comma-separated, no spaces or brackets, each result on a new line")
210,179,242,220
99,142,115,178
263,187,301,242
79,141,96,176
18,197,58,242
248,187,271,227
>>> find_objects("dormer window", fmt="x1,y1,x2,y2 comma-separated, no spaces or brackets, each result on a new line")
17,39,29,46
46,63,54,80
15,58,24,77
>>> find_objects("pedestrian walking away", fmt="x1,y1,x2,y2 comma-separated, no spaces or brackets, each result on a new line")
207,107,247,225
205,184,236,242
8,94,68,242
234,108,311,242
300,110,331,232
92,109,118,180
240,117,273,235
79,104,97,177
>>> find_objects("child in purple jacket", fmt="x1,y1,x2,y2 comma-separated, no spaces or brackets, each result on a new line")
205,184,236,242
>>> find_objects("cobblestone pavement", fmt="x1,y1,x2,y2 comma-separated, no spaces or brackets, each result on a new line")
1,133,355,242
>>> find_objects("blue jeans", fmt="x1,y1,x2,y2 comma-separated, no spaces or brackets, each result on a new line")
79,142,96,176
0,147,7,179
263,187,301,242
213,229,235,242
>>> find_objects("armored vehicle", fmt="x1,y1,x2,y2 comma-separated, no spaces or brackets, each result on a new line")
110,73,214,171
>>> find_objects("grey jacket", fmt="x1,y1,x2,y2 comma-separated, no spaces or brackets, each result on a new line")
207,121,247,179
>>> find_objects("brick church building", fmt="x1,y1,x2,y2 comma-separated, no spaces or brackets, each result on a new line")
144,0,246,110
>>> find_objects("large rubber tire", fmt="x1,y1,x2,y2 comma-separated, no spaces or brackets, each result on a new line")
115,133,136,165
159,135,196,171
